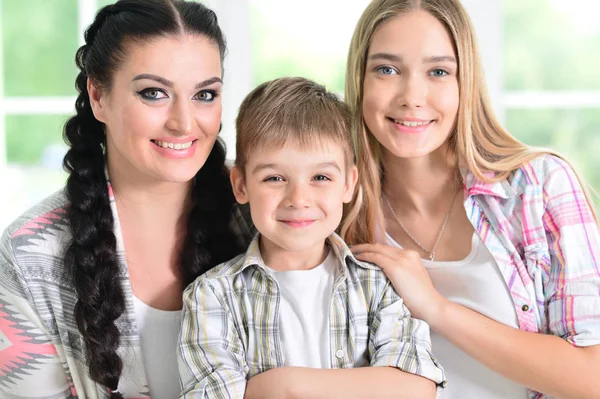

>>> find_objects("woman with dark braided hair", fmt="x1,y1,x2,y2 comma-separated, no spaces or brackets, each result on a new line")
0,1,252,398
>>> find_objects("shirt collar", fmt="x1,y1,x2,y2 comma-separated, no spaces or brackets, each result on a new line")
460,168,518,200
235,232,380,276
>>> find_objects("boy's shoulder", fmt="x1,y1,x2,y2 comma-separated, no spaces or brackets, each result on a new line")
200,252,249,282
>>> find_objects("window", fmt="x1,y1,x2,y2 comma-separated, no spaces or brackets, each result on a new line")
503,0,600,205
1,0,598,230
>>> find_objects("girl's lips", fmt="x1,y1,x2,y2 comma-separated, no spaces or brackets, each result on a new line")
387,117,434,134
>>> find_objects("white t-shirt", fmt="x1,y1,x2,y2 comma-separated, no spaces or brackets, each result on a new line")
132,295,182,399
265,250,337,368
387,232,529,398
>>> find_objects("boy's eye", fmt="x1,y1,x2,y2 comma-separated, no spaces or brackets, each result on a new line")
264,176,285,182
313,174,331,182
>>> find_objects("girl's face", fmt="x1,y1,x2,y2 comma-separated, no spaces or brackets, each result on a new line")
89,34,223,185
362,10,459,160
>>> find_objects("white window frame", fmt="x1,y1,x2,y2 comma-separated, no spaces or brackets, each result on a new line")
2,0,600,173
0,0,97,174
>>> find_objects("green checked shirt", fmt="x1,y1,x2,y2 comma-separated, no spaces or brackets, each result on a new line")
178,233,446,398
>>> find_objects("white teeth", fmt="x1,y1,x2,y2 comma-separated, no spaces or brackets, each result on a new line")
154,140,193,150
394,120,431,127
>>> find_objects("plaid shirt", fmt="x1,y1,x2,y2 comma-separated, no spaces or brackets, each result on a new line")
461,155,600,399
178,233,446,398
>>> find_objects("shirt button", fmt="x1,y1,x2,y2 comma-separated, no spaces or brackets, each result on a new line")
335,349,344,359
521,304,530,312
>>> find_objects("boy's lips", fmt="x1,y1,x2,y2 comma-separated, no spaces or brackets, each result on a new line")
279,219,316,228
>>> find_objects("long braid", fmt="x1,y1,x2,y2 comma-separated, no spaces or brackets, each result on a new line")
63,6,125,397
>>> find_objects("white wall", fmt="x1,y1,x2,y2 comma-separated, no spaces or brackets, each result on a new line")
205,0,253,158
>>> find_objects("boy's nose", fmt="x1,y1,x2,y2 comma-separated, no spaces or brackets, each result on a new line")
285,184,311,208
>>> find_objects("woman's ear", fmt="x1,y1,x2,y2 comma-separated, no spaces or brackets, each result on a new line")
87,78,107,123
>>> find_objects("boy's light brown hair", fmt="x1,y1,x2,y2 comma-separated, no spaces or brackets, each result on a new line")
235,77,354,172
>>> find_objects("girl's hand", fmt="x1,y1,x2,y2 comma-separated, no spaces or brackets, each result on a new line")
351,243,447,323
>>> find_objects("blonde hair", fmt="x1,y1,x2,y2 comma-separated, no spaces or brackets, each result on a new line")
235,76,354,169
341,0,597,245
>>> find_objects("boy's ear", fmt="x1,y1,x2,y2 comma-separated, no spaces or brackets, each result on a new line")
343,165,359,203
230,165,249,204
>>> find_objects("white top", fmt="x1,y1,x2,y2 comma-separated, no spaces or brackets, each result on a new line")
132,295,182,399
387,232,529,399
265,250,337,368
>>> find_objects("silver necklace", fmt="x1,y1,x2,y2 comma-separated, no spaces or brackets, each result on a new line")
384,187,459,261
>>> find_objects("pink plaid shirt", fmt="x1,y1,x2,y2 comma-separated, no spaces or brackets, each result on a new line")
462,154,600,398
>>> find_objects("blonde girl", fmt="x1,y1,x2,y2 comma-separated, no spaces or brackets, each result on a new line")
344,1,600,398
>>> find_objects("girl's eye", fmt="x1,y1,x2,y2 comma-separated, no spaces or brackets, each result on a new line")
376,66,398,76
313,175,331,182
430,69,449,77
138,88,167,100
195,90,218,102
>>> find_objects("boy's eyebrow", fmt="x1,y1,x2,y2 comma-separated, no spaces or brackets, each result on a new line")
251,163,277,174
132,74,222,88
251,162,342,174
317,162,342,173
367,53,457,64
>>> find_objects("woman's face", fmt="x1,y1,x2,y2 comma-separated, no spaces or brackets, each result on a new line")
362,10,459,160
90,34,223,185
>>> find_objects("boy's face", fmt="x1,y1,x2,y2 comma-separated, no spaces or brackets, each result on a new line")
231,138,357,259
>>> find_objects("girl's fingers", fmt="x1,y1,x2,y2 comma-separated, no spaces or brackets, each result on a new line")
351,243,401,257
353,251,399,271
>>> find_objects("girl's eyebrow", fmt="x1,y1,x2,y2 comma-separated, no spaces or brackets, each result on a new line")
367,53,456,64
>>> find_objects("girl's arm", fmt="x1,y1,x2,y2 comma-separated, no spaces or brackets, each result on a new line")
351,157,600,399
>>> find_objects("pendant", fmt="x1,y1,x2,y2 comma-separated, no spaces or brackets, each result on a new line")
429,253,435,261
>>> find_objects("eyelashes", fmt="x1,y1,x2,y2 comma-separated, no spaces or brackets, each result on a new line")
136,88,220,102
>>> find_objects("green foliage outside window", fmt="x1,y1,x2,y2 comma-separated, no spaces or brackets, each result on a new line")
1,0,599,204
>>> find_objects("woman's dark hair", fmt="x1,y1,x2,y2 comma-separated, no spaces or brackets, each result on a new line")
62,1,240,396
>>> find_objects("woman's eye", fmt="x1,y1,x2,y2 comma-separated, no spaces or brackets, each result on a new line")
138,88,167,100
430,69,449,77
376,66,398,75
195,90,218,102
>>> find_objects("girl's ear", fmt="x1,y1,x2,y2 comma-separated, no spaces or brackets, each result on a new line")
343,165,359,203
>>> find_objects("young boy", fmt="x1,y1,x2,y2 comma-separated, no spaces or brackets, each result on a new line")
178,77,446,398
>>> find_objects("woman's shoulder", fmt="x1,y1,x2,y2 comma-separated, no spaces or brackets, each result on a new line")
2,189,72,267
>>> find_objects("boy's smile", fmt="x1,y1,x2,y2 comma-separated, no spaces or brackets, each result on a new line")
231,138,357,271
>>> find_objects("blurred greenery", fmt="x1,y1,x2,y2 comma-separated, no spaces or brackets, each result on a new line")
1,0,599,203
3,0,79,96
503,0,600,205
6,115,69,164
